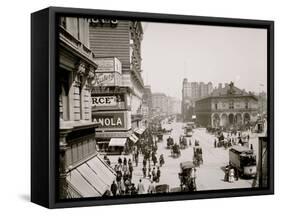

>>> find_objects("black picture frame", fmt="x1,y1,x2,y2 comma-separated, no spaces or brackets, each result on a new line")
31,6,274,209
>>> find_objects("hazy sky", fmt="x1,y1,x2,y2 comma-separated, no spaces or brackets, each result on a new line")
141,22,267,100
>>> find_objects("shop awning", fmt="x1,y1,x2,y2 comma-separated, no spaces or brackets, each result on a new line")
129,134,139,143
108,138,127,147
66,155,116,198
134,127,146,135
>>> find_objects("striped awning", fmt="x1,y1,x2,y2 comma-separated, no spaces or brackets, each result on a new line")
129,134,139,143
134,127,146,135
108,138,127,147
66,155,116,197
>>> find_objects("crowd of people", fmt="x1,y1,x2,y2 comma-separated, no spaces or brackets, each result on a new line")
106,129,166,196
214,130,253,150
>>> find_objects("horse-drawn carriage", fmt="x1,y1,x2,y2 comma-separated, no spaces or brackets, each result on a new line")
166,137,174,149
155,184,170,193
179,135,188,149
178,161,197,192
171,143,181,158
156,132,164,142
193,146,203,166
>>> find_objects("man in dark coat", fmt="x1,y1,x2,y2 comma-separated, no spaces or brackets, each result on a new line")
118,157,122,165
110,180,118,196
156,167,161,183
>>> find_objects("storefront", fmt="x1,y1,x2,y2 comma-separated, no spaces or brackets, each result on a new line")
92,110,133,154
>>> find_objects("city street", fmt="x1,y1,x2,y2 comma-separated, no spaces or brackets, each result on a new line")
109,119,258,192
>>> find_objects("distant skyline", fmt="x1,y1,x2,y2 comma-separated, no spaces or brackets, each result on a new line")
141,22,267,100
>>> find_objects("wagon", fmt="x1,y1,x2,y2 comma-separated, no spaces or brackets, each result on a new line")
178,161,197,191
155,184,170,193
171,144,181,158
193,146,203,166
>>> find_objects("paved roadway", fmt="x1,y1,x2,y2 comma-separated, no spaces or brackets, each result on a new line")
108,119,258,193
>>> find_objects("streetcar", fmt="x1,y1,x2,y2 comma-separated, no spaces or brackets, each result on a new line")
229,146,257,178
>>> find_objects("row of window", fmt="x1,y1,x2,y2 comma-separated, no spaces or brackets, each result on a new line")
214,102,249,110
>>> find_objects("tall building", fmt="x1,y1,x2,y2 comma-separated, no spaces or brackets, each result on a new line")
195,82,259,128
142,85,153,121
152,93,168,115
182,78,213,121
89,19,145,152
171,98,182,114
58,17,116,199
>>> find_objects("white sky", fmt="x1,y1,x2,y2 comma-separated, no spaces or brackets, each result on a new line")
141,22,267,100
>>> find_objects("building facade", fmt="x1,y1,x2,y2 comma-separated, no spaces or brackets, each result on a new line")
195,82,259,128
59,17,116,199
182,78,213,121
152,93,168,116
89,19,145,152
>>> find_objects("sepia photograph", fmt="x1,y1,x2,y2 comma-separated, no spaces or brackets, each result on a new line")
58,16,268,199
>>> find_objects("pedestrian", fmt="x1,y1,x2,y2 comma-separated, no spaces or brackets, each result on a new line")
159,154,164,167
224,166,229,182
156,167,161,183
147,180,156,194
128,158,132,167
118,157,122,166
229,168,235,183
191,168,197,185
238,137,243,146
250,144,253,150
152,154,157,166
143,158,147,168
123,157,127,166
189,139,192,146
124,178,131,194
123,164,128,174
148,167,152,180
135,154,139,167
152,167,156,181
118,179,125,195
116,170,122,183
214,139,217,148
137,179,145,194
131,183,137,195
129,162,133,177
142,166,147,178
110,180,118,196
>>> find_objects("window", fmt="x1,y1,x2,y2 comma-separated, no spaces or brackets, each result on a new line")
229,101,234,109
245,102,249,109
59,70,70,121
215,103,218,110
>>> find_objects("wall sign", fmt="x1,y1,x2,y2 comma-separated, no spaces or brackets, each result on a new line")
92,112,125,129
92,96,117,107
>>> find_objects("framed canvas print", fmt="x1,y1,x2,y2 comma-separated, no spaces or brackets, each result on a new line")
31,7,274,208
